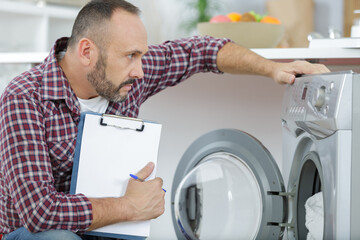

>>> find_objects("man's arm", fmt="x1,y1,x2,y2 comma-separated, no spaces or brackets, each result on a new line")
0,94,93,233
216,42,330,84
139,36,232,102
88,162,165,231
0,93,164,233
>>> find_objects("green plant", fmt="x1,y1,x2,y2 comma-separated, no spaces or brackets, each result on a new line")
195,0,212,23
182,0,220,32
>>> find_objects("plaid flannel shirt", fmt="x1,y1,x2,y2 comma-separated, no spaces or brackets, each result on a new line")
0,36,230,234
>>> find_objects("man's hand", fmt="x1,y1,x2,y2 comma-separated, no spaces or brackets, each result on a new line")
88,162,165,231
123,162,165,221
271,60,330,85
216,42,330,84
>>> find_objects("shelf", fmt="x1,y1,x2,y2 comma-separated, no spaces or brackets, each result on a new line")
0,0,79,52
251,48,360,65
0,1,79,19
0,52,48,64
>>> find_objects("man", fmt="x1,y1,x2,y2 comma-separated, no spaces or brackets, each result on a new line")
0,0,329,239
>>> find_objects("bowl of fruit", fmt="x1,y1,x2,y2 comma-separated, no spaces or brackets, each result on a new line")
197,11,285,48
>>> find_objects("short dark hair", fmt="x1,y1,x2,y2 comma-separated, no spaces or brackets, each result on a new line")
68,0,140,48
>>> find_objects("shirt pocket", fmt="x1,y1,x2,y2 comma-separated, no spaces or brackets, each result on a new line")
47,137,76,192
48,136,76,172
45,114,78,181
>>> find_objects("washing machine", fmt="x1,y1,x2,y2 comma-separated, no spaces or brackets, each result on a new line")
170,71,360,239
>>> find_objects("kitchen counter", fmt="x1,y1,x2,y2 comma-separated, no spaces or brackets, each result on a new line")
253,48,360,65
0,47,359,64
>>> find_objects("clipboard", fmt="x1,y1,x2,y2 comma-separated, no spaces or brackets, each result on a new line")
70,112,162,239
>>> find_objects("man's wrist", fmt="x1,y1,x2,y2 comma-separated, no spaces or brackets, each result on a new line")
88,197,128,231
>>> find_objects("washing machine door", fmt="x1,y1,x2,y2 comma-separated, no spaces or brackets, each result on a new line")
171,129,287,240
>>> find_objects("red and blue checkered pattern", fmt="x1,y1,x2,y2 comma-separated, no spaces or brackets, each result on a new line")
0,36,230,234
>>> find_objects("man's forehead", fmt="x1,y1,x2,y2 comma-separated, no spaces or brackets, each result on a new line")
108,36,148,55
109,10,147,42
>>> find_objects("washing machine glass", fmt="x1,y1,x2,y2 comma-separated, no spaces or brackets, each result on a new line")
174,152,263,239
172,129,286,240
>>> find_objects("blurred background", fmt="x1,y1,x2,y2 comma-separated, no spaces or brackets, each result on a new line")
0,0,350,48
1,0,357,91
0,0,359,239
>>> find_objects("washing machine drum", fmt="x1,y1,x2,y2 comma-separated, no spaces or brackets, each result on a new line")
171,129,287,240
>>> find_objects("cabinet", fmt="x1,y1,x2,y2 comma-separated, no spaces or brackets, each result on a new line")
0,0,79,52
0,0,79,92
344,0,360,37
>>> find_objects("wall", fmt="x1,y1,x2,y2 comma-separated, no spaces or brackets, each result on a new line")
314,0,343,37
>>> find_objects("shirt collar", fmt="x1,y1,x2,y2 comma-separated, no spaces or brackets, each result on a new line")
41,37,80,114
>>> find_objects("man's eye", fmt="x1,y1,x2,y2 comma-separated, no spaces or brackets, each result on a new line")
127,54,135,60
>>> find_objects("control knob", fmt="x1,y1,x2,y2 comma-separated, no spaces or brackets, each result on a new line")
313,86,326,110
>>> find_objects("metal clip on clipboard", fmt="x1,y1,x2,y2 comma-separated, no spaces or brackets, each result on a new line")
99,114,145,132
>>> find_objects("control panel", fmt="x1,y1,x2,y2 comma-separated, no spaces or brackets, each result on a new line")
281,71,355,137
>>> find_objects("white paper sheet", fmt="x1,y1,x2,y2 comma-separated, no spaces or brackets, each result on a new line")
72,113,162,238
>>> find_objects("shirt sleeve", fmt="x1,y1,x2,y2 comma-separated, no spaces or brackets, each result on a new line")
138,35,231,104
0,93,92,233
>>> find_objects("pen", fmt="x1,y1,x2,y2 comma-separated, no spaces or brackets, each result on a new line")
130,174,166,192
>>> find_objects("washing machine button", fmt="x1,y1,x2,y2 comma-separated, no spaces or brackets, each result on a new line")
313,86,326,110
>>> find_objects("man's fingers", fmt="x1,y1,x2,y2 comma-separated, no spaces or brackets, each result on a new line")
287,74,296,84
274,71,295,85
292,60,330,75
274,60,331,85
135,162,155,180
317,63,331,73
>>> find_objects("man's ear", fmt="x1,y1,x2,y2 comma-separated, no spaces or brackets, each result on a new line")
77,38,98,67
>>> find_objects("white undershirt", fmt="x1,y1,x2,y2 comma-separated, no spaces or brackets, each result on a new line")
57,50,110,114
78,96,110,113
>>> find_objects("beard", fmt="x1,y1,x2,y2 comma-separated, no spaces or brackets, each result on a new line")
87,52,134,102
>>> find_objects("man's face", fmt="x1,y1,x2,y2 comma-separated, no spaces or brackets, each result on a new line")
86,50,134,102
87,9,148,102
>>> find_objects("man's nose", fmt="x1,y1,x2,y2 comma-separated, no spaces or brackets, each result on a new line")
130,59,144,79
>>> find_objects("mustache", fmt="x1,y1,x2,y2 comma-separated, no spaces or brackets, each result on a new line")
117,79,136,91
119,79,135,88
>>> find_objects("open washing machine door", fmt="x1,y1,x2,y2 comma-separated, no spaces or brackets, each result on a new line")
171,129,288,239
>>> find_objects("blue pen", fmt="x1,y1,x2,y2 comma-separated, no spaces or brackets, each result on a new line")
130,174,166,192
